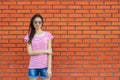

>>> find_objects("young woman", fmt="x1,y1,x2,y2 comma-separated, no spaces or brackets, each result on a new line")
24,13,53,80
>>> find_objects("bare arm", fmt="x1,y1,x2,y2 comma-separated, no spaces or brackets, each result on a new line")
27,43,52,56
47,40,52,69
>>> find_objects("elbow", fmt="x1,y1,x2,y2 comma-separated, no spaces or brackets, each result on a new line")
28,51,33,56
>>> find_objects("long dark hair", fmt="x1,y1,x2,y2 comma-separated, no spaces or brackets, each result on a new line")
28,13,44,44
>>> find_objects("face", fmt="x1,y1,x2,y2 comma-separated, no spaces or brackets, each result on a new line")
33,17,42,29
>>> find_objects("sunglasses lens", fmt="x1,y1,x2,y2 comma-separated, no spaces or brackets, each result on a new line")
38,21,42,24
34,21,42,24
34,21,37,24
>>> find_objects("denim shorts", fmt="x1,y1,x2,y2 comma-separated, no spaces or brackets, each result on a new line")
28,68,48,79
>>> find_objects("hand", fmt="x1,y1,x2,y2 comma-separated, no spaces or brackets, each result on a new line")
46,69,52,77
46,48,52,54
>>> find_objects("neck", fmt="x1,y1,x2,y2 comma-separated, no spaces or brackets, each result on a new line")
35,28,42,34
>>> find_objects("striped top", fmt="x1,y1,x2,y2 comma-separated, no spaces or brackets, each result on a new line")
24,31,53,69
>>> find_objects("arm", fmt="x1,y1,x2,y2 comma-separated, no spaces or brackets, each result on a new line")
27,43,52,56
47,40,52,70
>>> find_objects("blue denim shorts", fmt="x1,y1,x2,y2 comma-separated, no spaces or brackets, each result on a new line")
28,68,48,79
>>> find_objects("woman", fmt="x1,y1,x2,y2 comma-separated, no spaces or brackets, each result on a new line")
24,13,53,80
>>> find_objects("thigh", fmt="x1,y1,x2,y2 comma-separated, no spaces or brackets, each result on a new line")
28,69,39,79
42,78,50,80
30,78,37,80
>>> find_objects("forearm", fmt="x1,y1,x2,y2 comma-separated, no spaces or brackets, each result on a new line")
28,49,48,56
48,54,52,69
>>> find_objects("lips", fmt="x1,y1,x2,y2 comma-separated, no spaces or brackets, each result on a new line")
36,26,39,27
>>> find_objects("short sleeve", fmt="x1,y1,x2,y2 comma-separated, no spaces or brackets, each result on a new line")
46,32,54,40
24,34,29,43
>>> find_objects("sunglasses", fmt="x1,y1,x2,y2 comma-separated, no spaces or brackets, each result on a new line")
33,21,42,24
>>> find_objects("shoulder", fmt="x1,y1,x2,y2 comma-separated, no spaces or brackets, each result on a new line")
24,34,30,40
43,31,52,35
24,34,29,37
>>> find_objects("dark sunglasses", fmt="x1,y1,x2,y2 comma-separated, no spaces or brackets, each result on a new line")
33,21,42,24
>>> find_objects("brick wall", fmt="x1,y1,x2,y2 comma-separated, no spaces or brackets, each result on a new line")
0,0,120,80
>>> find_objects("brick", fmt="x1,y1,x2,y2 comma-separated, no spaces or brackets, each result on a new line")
61,77,75,80
105,35,119,38
82,22,96,25
39,5,52,9
61,43,74,47
105,18,118,21
10,14,24,17
83,39,97,43
46,1,60,5
61,1,74,5
68,48,82,51
83,14,97,17
61,18,74,21
76,35,89,38
68,31,82,34
97,6,110,9
90,43,104,47
3,1,16,5
61,10,74,13
53,5,67,9
0,6,8,9
76,77,90,80
46,10,60,13
76,10,89,13
98,48,111,51
76,43,89,47
105,26,119,30
100,73,113,76
68,5,81,9
76,26,89,30
0,14,9,17
82,6,96,9
2,77,16,80
112,22,120,25
98,14,111,17
112,14,120,17
105,43,119,47
2,18,16,21
106,77,119,80
9,5,23,9
97,22,111,26
32,1,45,5
112,6,120,9
2,10,16,13
76,18,89,21
105,1,118,5
91,77,104,80
68,56,82,60
90,35,104,38
90,18,104,21
90,1,103,5
105,10,118,13
97,31,111,34
24,5,38,9
17,1,31,5
83,31,96,34
54,14,67,17
17,10,30,13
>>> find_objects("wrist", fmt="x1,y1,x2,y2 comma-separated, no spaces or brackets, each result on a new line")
48,68,52,70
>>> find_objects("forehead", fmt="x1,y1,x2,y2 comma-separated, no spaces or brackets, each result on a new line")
34,17,42,21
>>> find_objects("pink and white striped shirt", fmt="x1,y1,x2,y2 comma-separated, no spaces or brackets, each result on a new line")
24,31,53,69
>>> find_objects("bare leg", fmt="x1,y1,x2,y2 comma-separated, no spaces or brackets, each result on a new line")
42,78,50,80
30,78,37,80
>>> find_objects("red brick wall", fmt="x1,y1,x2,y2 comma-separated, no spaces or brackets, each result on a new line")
0,0,120,80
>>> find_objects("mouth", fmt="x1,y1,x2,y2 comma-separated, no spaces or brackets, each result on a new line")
36,26,39,27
